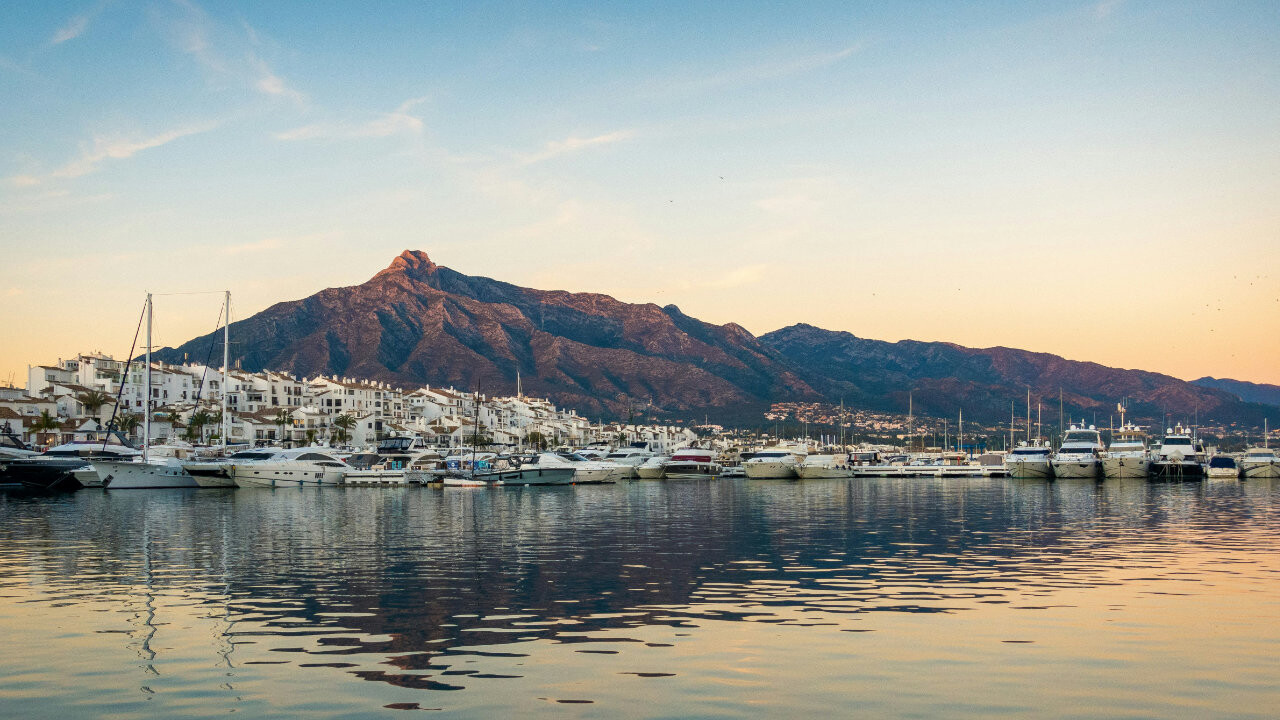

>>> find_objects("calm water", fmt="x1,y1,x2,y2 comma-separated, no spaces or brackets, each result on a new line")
1,478,1278,718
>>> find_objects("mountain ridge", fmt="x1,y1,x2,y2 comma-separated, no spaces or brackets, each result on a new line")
153,250,1278,425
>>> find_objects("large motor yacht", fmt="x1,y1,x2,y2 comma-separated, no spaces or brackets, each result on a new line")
1102,420,1151,479
602,447,655,480
2,437,140,492
743,445,807,479
1005,441,1053,479
228,447,350,487
1240,447,1280,479
1150,424,1207,479
1050,425,1104,480
96,442,202,489
663,447,721,479
635,455,669,479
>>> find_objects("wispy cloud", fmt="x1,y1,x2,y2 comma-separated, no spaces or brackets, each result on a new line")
1094,0,1124,19
51,13,91,45
275,97,428,141
158,0,305,104
642,44,863,99
221,231,339,256
520,130,635,165
9,122,218,185
708,263,768,289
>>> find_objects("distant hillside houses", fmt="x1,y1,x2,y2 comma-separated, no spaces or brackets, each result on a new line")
9,351,697,451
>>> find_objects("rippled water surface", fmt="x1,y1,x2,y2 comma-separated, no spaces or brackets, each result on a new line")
2,477,1279,718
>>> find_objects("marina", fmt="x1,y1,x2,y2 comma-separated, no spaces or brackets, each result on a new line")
3,477,1279,718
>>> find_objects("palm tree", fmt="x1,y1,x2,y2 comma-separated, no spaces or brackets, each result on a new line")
185,409,213,443
75,389,113,423
331,413,356,445
114,413,142,443
305,429,317,446
273,409,293,445
30,410,61,446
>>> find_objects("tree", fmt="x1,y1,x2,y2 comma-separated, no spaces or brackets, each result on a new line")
185,409,213,443
30,410,60,445
525,431,547,450
273,409,292,444
305,429,317,445
75,389,113,422
331,413,356,445
114,413,141,443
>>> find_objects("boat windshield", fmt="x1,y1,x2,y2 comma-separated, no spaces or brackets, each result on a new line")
1012,448,1047,456
753,452,790,459
1163,438,1192,446
1209,457,1237,468
229,451,276,460
557,452,590,462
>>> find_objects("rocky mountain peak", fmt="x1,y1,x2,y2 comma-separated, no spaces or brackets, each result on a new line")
375,249,438,281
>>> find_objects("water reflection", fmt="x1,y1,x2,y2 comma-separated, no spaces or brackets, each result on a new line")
2,478,1279,717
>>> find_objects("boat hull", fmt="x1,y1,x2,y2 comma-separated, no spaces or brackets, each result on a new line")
1050,460,1099,480
795,464,853,479
1241,462,1280,480
1149,461,1205,480
1101,457,1150,479
635,465,665,479
664,462,720,479
3,458,89,492
96,460,199,489
1006,459,1052,479
183,462,238,488
486,466,577,485
743,461,797,479
344,470,408,485
230,463,343,487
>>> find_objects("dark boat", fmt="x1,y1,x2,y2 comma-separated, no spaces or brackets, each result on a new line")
3,434,140,492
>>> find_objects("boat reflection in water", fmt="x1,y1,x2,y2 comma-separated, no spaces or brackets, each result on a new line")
2,477,1279,718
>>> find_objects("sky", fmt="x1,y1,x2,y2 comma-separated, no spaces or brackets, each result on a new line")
1,0,1278,388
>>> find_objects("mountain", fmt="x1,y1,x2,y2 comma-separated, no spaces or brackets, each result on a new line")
758,324,1277,426
1193,377,1280,408
154,250,817,416
155,250,1277,426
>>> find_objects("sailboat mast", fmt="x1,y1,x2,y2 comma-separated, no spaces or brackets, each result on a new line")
144,293,152,462
222,290,230,451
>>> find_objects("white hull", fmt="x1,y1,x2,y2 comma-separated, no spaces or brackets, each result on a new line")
1101,457,1150,479
1242,462,1280,479
635,465,665,479
1206,468,1240,479
443,476,494,487
573,467,617,484
795,465,853,479
1050,460,1099,479
97,460,199,489
74,466,105,488
743,460,797,479
1006,459,1052,479
345,470,408,485
231,463,343,487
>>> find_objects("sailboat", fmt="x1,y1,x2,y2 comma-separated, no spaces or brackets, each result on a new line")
96,293,200,489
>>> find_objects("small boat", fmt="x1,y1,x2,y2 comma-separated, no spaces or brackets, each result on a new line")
97,442,202,489
1206,455,1240,479
1240,447,1280,480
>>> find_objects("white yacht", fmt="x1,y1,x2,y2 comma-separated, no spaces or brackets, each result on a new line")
1005,441,1054,479
228,447,350,487
96,442,202,489
1206,455,1240,479
795,453,852,479
444,452,586,486
1150,424,1207,479
635,455,669,479
1050,425,1104,480
602,447,655,480
1102,420,1151,479
1240,447,1280,479
743,446,806,479
663,447,721,479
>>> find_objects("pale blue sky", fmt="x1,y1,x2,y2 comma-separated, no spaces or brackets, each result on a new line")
2,1,1278,386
